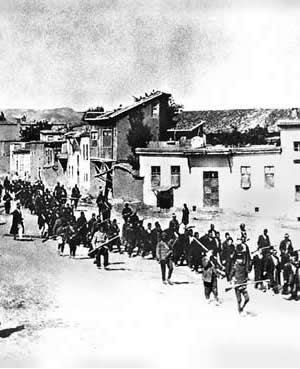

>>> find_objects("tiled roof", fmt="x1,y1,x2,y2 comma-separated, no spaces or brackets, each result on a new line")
170,108,300,134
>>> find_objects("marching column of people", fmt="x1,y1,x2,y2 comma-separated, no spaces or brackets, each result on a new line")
1,179,299,312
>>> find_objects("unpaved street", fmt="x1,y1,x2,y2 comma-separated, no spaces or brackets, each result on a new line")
0,208,300,367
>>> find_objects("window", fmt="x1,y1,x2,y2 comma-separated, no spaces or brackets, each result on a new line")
82,144,89,160
45,148,53,165
151,103,159,118
86,144,89,160
295,186,300,201
264,166,275,188
171,166,180,187
240,166,251,190
91,131,98,147
151,166,161,188
294,142,300,151
103,130,112,148
101,129,113,158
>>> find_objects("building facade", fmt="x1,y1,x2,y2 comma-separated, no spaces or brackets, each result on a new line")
64,91,171,199
137,119,300,220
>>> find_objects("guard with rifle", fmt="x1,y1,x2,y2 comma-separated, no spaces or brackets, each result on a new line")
92,225,109,269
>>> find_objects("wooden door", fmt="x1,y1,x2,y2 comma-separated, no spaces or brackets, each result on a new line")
203,171,219,207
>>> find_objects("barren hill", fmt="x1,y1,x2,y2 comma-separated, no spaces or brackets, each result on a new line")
2,107,83,125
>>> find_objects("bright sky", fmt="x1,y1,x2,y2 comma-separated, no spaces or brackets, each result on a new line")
0,0,300,111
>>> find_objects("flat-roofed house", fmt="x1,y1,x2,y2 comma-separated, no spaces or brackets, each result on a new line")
137,118,300,220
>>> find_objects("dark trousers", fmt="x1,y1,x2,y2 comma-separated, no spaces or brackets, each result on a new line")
96,247,109,267
69,241,77,257
5,201,11,214
235,286,249,312
204,277,218,300
160,259,173,281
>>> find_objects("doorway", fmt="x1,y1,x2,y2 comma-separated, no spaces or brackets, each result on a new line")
203,171,219,207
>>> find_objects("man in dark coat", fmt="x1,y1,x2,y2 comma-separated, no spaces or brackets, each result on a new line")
169,213,179,236
76,211,88,247
71,184,81,209
188,232,204,272
221,233,235,281
257,229,271,252
279,233,293,268
263,247,281,293
122,203,133,222
3,190,12,214
181,204,189,226
10,203,24,239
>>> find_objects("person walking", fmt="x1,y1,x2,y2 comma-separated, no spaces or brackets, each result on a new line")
156,232,174,285
92,225,109,269
10,202,24,240
181,203,190,226
3,190,12,214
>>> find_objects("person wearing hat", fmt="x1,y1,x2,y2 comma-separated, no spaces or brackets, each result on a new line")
221,233,235,281
257,229,271,253
239,223,249,242
181,204,190,226
156,231,174,284
92,225,109,269
279,233,294,268
229,242,251,314
263,246,281,294
169,213,179,236
10,202,24,240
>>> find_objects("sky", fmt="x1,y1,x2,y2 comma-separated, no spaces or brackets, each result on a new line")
1,0,300,111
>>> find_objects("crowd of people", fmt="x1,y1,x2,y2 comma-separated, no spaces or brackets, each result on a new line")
0,178,299,315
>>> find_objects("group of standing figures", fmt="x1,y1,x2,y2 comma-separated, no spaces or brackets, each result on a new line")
1,178,299,314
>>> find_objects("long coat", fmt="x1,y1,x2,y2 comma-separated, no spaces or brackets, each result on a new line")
10,209,23,235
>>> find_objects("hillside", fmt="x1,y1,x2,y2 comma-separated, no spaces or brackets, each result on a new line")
173,108,299,133
1,107,83,125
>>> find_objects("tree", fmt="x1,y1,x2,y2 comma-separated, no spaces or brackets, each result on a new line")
86,106,104,112
167,96,184,128
20,120,52,141
127,110,152,170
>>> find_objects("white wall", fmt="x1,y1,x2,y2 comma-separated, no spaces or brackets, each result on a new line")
139,152,284,215
66,136,90,193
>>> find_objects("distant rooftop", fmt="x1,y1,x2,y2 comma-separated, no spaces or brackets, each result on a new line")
83,91,171,123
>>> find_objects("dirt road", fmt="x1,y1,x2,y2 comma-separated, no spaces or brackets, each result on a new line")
0,209,299,367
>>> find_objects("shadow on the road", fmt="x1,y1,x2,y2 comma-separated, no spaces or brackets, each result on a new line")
74,257,91,260
245,311,257,317
0,325,25,339
172,281,193,285
105,267,131,271
109,262,125,265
